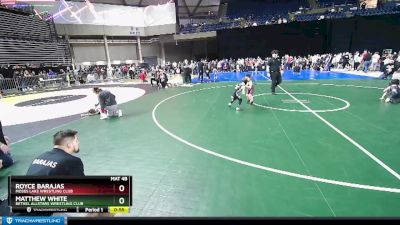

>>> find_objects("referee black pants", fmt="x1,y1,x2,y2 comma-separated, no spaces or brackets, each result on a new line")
270,71,282,93
198,69,204,82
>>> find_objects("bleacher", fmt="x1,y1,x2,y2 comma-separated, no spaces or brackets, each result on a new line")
180,0,303,34
0,8,56,42
227,0,309,20
0,38,72,66
180,0,400,34
317,0,358,7
354,7,400,16
0,7,71,66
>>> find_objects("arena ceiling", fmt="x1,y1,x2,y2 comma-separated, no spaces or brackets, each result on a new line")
69,0,221,18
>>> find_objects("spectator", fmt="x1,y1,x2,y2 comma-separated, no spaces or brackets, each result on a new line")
362,50,372,73
150,70,160,87
48,69,56,79
159,71,169,88
381,55,395,79
371,52,381,71
354,51,362,70
395,54,400,73
182,60,192,84
86,73,96,83
139,69,147,83
129,65,135,79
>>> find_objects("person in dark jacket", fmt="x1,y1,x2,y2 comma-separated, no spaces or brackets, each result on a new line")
93,87,122,119
0,130,84,216
26,129,84,176
159,71,169,88
267,50,283,94
198,60,205,83
0,121,13,169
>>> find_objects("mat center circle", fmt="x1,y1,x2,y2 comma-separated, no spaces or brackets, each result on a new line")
253,92,350,113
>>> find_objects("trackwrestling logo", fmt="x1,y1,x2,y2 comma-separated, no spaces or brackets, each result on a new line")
2,217,64,225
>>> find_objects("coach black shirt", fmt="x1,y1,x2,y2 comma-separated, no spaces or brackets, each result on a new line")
268,58,282,73
26,148,84,176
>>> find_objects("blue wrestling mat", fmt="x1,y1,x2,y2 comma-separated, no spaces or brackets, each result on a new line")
192,69,375,83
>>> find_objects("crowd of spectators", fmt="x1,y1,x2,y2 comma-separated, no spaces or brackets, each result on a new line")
158,49,400,80
0,65,74,93
2,49,400,97
0,65,71,79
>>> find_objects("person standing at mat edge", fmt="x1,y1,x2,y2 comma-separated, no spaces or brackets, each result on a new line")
267,50,283,95
26,129,84,176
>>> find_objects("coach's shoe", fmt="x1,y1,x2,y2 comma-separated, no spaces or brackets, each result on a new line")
272,92,277,95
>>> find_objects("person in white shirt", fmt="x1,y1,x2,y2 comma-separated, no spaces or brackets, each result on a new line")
383,56,394,66
354,52,362,70
86,73,96,83
334,54,342,69
217,60,223,72
381,55,395,79
371,52,380,71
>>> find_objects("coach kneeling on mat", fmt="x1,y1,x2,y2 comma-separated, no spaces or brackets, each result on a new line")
93,87,122,119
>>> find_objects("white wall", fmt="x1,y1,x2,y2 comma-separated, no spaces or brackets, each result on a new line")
72,44,107,63
109,44,138,61
71,42,160,63
56,24,176,36
70,35,221,64
141,43,160,58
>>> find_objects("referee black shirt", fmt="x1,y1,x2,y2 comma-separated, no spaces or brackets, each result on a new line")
26,148,85,176
268,58,282,73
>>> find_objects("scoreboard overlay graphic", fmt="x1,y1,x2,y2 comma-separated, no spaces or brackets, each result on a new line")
8,176,132,214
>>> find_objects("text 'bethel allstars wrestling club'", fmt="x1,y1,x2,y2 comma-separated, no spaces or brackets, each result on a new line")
8,176,132,213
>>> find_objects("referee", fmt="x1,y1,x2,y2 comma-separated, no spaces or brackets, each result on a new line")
267,50,283,95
